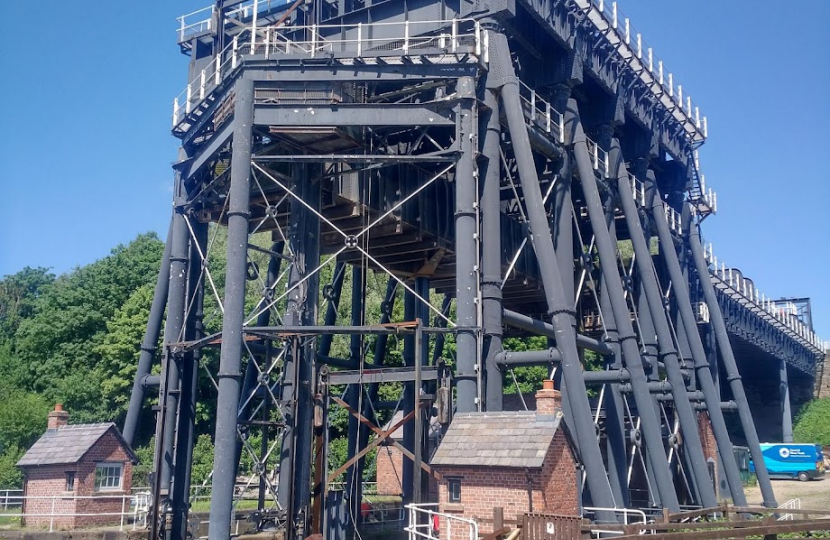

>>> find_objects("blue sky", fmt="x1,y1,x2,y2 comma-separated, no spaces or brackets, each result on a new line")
1,1,828,338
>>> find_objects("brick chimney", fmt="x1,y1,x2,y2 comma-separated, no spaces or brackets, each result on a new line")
47,404,69,430
535,380,561,416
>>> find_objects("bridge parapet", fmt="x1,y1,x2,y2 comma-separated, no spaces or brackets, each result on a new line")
701,242,826,373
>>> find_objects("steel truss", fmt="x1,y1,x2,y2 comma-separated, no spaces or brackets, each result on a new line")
122,2,826,539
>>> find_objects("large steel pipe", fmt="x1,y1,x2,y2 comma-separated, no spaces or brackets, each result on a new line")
650,181,748,507
688,220,777,507
612,142,717,508
208,78,255,540
495,31,617,513
568,100,679,511
123,222,172,446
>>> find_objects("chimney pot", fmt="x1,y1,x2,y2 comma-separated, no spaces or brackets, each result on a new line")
535,380,561,416
47,404,69,430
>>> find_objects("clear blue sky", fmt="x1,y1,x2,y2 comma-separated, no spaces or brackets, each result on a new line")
1,1,828,338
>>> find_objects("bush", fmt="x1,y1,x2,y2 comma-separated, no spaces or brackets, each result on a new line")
793,398,830,445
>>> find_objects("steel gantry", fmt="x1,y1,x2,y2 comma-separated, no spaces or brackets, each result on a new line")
124,1,827,539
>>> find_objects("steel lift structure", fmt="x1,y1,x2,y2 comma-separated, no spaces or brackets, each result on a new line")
123,1,827,539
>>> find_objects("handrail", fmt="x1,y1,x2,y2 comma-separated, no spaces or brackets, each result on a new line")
516,81,566,144
574,0,706,143
703,242,827,353
583,506,650,536
405,502,478,540
0,493,148,532
172,18,486,130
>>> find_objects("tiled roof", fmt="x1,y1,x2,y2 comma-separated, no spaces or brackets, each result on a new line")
17,423,136,467
430,411,562,468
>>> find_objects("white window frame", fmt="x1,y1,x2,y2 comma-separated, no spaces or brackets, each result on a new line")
94,462,123,491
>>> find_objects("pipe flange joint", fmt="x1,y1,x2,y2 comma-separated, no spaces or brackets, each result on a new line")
550,308,576,318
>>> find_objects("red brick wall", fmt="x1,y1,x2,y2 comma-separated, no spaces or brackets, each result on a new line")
22,429,134,529
376,444,403,496
434,431,578,539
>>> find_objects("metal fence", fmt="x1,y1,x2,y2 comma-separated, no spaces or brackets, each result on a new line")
0,492,149,532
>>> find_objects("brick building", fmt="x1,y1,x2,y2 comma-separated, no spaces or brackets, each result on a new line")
375,411,442,498
430,381,579,538
17,405,137,529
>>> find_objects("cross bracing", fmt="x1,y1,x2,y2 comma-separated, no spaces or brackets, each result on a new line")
124,2,827,540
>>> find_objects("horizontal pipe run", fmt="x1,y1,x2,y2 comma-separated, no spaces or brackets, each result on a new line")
503,309,614,355
496,348,561,366
693,401,739,412
141,375,161,389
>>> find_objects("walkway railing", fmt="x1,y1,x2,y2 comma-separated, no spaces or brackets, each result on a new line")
577,0,707,142
517,81,566,144
172,18,485,129
0,493,149,533
583,506,650,537
778,498,801,521
703,242,827,353
405,503,477,540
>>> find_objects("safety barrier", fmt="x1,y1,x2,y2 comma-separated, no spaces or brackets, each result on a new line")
578,0,707,141
0,493,149,532
703,242,827,352
405,503,477,540
172,18,485,129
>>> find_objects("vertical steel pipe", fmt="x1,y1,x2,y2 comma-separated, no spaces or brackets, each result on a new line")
455,75,479,413
781,359,794,443
481,86,504,411
208,77,254,540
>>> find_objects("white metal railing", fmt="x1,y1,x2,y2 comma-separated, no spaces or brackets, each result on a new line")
517,81,566,144
778,498,801,521
664,205,682,234
629,175,646,206
177,5,215,42
579,0,707,142
0,493,149,533
586,137,610,177
172,18,485,128
689,150,718,215
406,503,477,540
583,506,650,537
1,489,23,510
702,242,827,352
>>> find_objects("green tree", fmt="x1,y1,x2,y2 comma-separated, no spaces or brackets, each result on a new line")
793,398,830,445
13,233,164,421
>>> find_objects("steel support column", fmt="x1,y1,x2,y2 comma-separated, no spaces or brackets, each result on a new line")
568,101,679,511
171,220,207,540
208,77,255,540
278,162,323,538
455,75,479,413
601,193,633,508
495,31,617,512
123,222,172,446
650,184,749,507
781,359,794,443
612,141,717,508
481,85,504,411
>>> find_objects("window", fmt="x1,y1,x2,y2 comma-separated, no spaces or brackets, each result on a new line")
65,472,75,492
94,463,123,491
448,478,461,503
